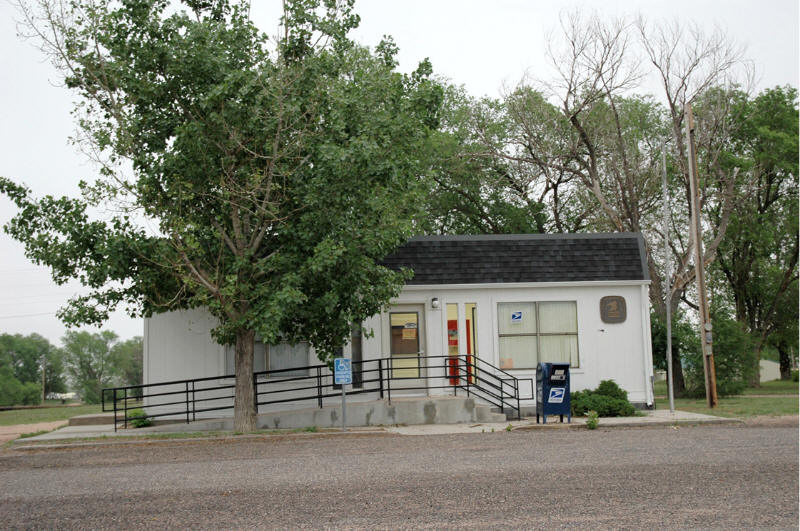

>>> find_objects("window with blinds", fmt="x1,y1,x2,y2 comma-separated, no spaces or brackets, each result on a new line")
225,340,309,378
497,301,579,370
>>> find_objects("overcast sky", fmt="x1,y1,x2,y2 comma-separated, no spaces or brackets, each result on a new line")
1,0,797,345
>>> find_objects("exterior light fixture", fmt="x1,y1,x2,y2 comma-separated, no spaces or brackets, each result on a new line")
431,297,440,309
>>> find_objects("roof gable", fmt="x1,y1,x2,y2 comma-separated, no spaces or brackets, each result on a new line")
382,233,649,285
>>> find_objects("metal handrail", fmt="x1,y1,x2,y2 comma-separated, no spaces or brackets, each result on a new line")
102,354,529,430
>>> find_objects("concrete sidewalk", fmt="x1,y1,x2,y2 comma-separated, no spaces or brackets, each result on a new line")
10,408,739,445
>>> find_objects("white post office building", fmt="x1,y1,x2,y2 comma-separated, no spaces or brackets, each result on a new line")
140,233,655,428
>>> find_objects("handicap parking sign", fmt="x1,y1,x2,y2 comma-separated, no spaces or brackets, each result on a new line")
548,387,565,403
334,358,352,385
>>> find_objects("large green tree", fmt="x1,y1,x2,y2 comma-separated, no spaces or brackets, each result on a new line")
2,0,442,430
112,336,143,390
0,333,48,384
429,14,752,397
711,86,799,381
419,86,548,235
61,330,120,404
0,333,66,402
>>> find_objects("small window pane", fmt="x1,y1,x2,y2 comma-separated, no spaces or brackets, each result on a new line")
254,342,267,373
465,303,478,356
540,335,579,367
498,303,537,335
391,355,420,378
269,342,308,377
225,347,234,375
446,303,459,356
390,312,419,355
499,336,537,370
351,325,363,388
539,302,577,333
225,342,267,375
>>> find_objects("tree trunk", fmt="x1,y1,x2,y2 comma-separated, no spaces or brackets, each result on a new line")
749,345,762,388
669,342,686,398
778,341,792,381
234,329,257,432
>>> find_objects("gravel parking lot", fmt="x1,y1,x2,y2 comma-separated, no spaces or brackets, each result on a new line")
1,423,797,529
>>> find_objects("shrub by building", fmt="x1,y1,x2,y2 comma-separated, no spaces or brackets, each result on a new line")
571,380,635,417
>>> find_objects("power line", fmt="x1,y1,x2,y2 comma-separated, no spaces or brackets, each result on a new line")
0,268,44,274
0,292,77,304
0,311,57,319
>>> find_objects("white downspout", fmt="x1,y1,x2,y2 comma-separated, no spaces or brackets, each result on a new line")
640,284,655,407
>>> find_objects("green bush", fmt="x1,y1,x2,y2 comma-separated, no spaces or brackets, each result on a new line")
586,410,599,430
572,393,635,417
18,381,41,405
128,408,152,428
0,368,41,406
683,316,757,398
570,380,635,417
595,380,628,401
650,311,698,372
792,370,799,383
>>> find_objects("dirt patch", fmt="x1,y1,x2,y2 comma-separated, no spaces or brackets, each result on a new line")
0,421,67,445
743,415,798,427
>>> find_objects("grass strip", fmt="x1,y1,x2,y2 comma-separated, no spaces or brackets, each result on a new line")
653,379,798,398
0,405,103,426
655,396,798,418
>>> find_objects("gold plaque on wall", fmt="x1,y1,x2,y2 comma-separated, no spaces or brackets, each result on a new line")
600,296,626,324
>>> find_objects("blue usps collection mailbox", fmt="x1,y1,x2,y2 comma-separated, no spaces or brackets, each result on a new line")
536,362,571,424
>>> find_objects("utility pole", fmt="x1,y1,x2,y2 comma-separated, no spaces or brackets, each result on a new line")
685,104,718,408
661,140,675,413
41,352,46,404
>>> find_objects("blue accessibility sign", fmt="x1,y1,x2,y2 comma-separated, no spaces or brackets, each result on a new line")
548,387,565,404
334,358,352,385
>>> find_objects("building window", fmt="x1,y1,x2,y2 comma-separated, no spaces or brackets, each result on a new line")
465,302,478,383
497,302,579,370
446,303,459,356
268,342,310,377
351,325,363,388
225,340,309,378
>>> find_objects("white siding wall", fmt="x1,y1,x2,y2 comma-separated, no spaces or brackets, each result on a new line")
393,282,653,405
144,308,224,385
144,281,654,412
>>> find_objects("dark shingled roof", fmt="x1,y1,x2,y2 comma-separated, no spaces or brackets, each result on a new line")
382,233,649,285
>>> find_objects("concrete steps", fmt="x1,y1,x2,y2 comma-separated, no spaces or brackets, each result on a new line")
68,413,116,426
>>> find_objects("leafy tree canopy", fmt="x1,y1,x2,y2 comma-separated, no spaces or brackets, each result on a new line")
2,0,442,351
61,330,120,404
2,0,443,429
0,333,50,384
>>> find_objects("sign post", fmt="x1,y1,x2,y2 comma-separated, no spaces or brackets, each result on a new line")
334,358,352,432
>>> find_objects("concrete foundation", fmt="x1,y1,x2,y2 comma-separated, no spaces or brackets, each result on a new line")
115,396,508,433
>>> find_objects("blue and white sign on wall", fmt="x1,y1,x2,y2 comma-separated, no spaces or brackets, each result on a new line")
334,357,352,385
511,311,523,324
548,387,565,404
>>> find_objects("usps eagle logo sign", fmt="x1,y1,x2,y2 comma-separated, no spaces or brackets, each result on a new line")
548,388,565,403
511,311,523,323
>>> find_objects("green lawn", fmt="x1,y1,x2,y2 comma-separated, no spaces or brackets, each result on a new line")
653,378,798,397
655,396,798,418
0,404,103,426
740,379,799,395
